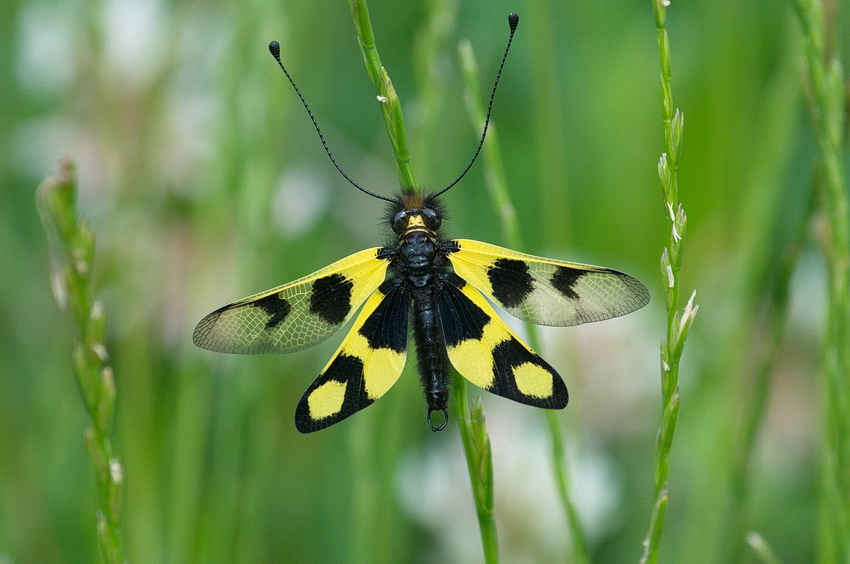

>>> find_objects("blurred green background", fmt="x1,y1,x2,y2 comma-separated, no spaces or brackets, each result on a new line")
1,0,846,561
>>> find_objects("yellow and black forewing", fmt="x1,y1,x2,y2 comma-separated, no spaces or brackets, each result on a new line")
436,273,568,409
447,240,649,327
295,281,408,432
193,248,390,355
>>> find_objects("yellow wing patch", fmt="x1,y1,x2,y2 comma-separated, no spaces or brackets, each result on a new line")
437,275,568,409
307,380,348,419
447,239,649,327
193,247,390,354
445,317,506,390
513,363,554,399
295,282,409,432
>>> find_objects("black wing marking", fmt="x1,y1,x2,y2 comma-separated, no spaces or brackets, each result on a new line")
193,248,390,354
436,274,568,409
447,239,650,327
295,281,409,433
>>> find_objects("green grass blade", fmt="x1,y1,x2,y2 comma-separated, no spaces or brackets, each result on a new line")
348,2,499,561
36,158,125,564
453,380,500,563
641,1,698,561
349,0,417,190
459,28,588,564
790,0,850,560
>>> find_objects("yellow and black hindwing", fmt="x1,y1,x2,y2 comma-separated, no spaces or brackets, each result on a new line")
436,272,568,409
293,279,408,433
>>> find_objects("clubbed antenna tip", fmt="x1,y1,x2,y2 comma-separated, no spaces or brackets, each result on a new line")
508,13,519,30
267,39,396,203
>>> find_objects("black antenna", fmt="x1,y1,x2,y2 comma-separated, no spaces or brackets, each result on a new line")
428,12,520,201
268,41,397,203
269,12,519,204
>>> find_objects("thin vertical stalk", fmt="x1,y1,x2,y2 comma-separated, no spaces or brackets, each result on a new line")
790,0,850,560
641,1,698,561
37,158,125,564
453,381,500,564
349,0,417,190
727,240,802,562
459,36,588,564
347,2,499,561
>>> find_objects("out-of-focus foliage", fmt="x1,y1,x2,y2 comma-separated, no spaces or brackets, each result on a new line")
1,0,844,561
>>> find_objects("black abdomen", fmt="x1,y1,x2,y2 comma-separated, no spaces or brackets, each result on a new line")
410,284,450,431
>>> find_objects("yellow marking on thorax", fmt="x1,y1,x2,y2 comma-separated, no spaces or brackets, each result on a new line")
400,216,438,239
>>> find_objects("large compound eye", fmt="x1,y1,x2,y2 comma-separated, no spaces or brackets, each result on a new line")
422,207,441,229
391,209,410,234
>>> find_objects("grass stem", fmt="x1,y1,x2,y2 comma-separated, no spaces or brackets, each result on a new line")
348,2,499,560
37,158,125,564
459,30,587,564
453,382,500,563
790,0,850,560
640,1,698,561
349,0,417,190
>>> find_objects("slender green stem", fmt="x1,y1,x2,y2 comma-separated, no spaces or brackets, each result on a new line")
347,2,498,560
544,412,589,563
349,0,417,190
718,109,814,554
725,235,803,561
790,0,850,560
524,1,570,243
459,34,587,564
641,1,698,561
37,158,125,564
453,380,500,563
344,3,415,560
